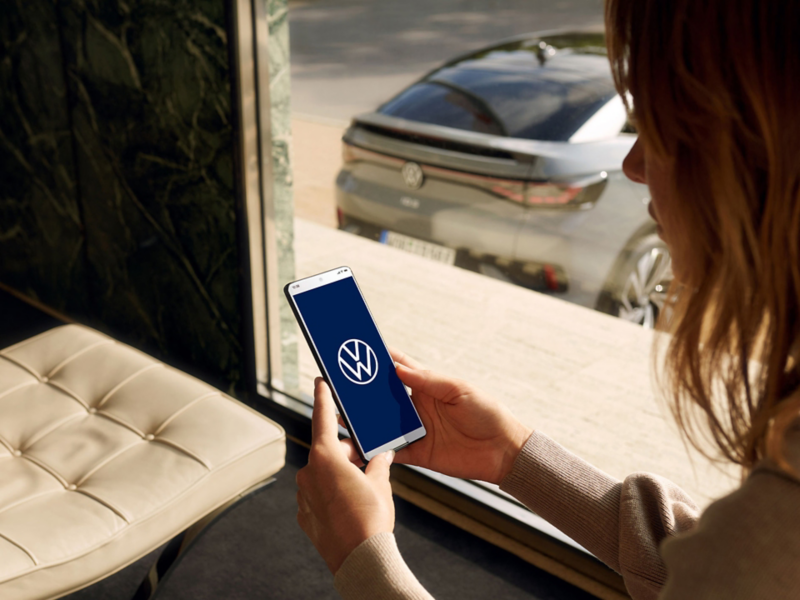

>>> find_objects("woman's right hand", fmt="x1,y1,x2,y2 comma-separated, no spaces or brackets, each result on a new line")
340,349,533,485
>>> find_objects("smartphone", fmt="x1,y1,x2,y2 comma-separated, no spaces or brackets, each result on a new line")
285,267,426,463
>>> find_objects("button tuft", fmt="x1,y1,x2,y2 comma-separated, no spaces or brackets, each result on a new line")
40,377,49,383
67,484,77,491
13,450,22,457
145,434,155,441
88,407,97,415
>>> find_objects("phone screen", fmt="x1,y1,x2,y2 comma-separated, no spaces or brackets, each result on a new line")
288,270,425,459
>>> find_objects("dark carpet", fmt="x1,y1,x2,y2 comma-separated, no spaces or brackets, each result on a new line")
64,442,597,600
1,289,596,599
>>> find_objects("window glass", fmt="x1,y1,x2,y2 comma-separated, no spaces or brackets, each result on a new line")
426,58,617,141
380,82,505,136
274,0,739,538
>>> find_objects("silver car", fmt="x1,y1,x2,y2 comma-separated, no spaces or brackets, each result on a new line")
335,31,671,327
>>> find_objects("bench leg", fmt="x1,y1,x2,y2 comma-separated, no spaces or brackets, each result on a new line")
131,478,277,600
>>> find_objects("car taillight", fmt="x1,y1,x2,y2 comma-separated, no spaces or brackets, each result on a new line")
525,175,608,207
489,181,526,203
543,264,560,291
526,183,582,205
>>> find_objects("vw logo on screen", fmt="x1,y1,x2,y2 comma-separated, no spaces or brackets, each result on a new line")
338,339,379,385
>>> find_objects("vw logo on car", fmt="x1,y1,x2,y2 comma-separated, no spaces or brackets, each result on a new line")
401,162,425,190
338,339,379,385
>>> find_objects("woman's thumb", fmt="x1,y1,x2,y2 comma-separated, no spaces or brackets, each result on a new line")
365,450,394,482
396,363,457,399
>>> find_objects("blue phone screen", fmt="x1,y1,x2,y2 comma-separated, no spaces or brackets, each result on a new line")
293,276,423,454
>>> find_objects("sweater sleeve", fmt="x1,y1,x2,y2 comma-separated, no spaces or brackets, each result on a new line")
500,431,700,600
334,532,434,600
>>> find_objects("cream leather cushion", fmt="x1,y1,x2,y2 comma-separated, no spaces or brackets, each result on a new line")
0,325,285,600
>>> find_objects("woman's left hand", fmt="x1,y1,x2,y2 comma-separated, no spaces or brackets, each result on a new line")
296,377,396,574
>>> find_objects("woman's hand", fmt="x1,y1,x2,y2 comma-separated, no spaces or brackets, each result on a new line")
339,350,533,485
391,350,533,484
296,377,395,575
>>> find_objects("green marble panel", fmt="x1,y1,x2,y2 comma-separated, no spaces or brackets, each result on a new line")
267,0,299,391
0,0,88,315
58,0,244,391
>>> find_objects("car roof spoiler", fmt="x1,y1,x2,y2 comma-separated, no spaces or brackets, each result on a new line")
351,112,636,180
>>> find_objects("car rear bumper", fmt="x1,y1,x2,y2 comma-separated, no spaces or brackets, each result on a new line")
336,208,568,294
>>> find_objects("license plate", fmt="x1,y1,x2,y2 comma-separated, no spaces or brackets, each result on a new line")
380,230,456,266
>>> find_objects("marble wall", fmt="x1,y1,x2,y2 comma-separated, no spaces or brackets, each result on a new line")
0,0,294,394
0,0,88,316
266,0,299,392
59,0,245,391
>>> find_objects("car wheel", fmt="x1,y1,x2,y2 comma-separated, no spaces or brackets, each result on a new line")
596,231,672,328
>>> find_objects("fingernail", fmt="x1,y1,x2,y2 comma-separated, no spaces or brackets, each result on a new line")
385,450,395,464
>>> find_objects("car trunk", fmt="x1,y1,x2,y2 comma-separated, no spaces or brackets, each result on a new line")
340,115,535,259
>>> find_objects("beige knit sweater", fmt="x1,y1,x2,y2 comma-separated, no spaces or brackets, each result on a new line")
334,426,800,599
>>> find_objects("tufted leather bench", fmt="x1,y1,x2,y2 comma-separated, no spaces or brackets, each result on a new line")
0,325,285,600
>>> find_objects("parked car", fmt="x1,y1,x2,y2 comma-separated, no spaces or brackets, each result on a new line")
335,31,672,327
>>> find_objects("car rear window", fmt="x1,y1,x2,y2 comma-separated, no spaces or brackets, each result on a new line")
379,52,618,142
378,82,506,136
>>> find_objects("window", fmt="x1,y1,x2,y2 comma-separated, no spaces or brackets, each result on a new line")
380,82,506,136
427,61,617,141
379,36,620,142
239,1,740,596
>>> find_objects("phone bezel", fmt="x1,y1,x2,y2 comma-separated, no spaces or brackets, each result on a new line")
284,266,426,463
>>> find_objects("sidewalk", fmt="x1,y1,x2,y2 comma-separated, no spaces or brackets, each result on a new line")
291,116,346,229
292,216,738,509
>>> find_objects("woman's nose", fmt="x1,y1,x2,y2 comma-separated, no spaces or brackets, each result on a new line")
622,138,647,185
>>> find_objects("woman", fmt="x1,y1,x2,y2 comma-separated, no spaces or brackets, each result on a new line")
295,1,800,598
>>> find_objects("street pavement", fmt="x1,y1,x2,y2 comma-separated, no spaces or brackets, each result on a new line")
289,0,605,121
291,116,343,229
